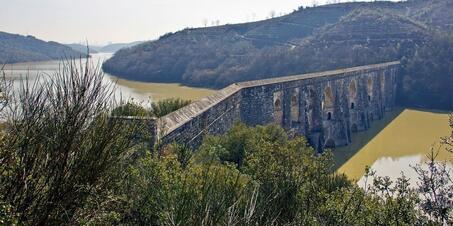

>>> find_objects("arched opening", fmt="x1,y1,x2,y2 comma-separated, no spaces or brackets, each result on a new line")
273,91,283,124
351,124,358,133
309,88,315,98
274,99,281,111
322,86,334,110
305,88,316,131
324,139,336,148
367,77,373,102
349,80,357,110
327,112,332,120
380,74,385,93
291,88,300,122
349,81,357,98
291,95,297,107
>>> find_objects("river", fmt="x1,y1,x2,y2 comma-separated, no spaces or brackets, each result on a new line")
2,54,451,184
335,108,451,185
1,53,215,103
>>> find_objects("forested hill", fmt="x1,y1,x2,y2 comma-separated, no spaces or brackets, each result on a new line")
103,0,453,110
0,31,85,64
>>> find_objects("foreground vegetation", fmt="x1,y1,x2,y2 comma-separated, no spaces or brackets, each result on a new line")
0,59,452,225
112,98,192,118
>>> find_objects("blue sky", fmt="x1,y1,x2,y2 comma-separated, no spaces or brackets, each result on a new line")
1,0,396,45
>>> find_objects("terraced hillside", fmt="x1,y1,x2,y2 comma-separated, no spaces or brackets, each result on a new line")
103,0,453,109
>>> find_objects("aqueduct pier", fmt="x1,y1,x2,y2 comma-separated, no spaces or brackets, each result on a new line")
152,61,399,151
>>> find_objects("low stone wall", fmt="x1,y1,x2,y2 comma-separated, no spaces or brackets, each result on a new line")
155,61,400,151
157,84,243,149
109,116,157,149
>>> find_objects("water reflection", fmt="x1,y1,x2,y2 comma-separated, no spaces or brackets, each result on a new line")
335,108,451,183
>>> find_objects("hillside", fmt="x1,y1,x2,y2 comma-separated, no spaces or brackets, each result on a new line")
0,32,85,64
98,41,144,53
103,0,453,109
66,43,99,54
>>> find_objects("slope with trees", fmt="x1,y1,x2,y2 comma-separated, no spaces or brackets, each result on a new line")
103,0,453,110
0,31,85,64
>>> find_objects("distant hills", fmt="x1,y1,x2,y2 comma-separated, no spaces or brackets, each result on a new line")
65,43,99,54
0,30,144,64
97,41,144,53
66,41,144,54
103,0,453,109
0,31,86,64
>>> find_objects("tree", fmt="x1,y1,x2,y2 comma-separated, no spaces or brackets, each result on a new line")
269,10,276,19
402,32,453,110
0,57,148,225
442,114,453,152
150,98,191,117
112,101,151,117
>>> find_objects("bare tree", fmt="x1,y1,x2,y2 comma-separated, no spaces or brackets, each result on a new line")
312,0,318,7
269,10,276,19
442,113,453,152
413,148,453,224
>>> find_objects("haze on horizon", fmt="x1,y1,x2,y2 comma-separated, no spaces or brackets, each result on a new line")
1,0,398,45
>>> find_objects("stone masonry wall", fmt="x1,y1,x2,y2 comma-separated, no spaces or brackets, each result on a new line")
154,61,400,151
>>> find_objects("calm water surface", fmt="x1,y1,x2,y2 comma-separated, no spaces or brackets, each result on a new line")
2,53,215,102
335,108,451,185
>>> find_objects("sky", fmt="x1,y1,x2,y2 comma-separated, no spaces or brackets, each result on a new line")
1,0,392,45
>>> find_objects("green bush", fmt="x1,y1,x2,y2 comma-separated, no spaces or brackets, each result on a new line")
112,102,151,117
151,98,192,117
106,122,432,225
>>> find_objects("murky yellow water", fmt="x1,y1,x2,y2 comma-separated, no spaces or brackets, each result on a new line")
112,77,215,102
335,108,451,183
2,53,215,102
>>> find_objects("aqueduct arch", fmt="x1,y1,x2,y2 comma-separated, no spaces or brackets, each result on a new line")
305,87,319,132
152,61,400,152
367,77,373,102
291,88,300,123
273,91,283,125
349,80,357,110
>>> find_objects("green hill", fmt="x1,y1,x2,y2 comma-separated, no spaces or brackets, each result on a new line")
0,31,86,64
103,0,453,109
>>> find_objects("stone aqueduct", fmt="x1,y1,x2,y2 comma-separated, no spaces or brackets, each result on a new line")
149,61,400,151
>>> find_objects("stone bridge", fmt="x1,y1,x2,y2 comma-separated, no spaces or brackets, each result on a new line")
152,61,400,151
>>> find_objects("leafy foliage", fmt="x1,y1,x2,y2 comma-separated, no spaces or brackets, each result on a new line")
402,32,453,109
150,98,191,117
112,98,191,118
112,101,151,117
94,123,448,225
